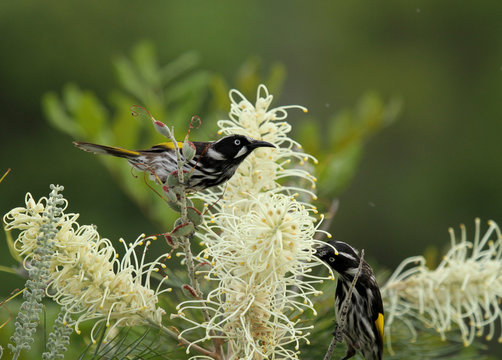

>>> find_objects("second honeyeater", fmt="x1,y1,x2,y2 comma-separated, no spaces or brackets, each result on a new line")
315,240,384,360
74,134,275,191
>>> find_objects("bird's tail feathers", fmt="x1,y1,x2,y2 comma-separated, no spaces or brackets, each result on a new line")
73,141,140,159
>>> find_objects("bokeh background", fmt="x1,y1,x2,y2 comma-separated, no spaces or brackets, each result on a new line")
1,0,501,357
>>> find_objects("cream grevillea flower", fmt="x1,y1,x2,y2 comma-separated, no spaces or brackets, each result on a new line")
382,219,502,350
177,85,333,359
4,193,170,341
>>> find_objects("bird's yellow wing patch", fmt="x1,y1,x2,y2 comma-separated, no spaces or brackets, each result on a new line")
155,142,184,150
375,313,384,339
107,146,140,156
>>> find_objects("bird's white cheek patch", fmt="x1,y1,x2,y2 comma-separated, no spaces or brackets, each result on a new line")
207,148,225,161
235,146,248,158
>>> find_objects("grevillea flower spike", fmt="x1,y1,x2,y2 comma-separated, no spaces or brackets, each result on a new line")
4,190,171,343
382,219,502,352
175,85,334,359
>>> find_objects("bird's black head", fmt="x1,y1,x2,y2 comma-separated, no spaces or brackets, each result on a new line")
314,240,361,276
210,134,275,161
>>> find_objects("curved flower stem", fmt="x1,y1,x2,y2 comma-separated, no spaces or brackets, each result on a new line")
323,249,365,360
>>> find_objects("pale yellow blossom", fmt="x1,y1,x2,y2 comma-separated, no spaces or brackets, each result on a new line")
178,85,332,359
382,219,502,350
4,193,169,341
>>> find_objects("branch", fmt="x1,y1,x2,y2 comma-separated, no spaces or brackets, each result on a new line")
167,127,222,359
323,249,365,360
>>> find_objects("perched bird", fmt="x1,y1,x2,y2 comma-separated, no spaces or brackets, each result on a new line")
315,240,384,360
74,134,275,191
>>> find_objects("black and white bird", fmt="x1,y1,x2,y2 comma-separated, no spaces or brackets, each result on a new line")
74,134,275,191
315,240,384,360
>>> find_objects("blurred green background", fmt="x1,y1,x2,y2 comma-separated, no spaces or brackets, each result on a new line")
1,0,501,356
2,0,502,276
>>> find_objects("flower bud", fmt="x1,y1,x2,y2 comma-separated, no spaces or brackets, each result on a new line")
182,139,196,162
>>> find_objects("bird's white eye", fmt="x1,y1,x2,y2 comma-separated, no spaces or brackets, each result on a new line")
234,139,241,146
329,257,335,262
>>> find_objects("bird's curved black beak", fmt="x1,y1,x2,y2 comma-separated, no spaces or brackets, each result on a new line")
314,243,338,258
313,245,325,259
249,140,276,149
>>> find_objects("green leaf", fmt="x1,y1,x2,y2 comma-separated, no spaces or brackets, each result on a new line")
165,187,178,203
171,222,195,237
166,173,180,188
160,51,200,86
75,91,108,139
164,70,211,108
187,207,203,226
113,56,147,101
131,41,159,88
319,142,362,197
42,92,82,138
265,62,286,96
297,119,322,155
109,92,142,148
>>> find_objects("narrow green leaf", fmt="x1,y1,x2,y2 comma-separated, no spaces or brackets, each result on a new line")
131,41,159,88
42,92,82,138
160,51,200,86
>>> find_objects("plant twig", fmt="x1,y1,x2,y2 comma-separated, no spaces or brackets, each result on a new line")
315,198,339,240
168,128,222,359
0,168,11,183
323,249,365,360
168,130,205,300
